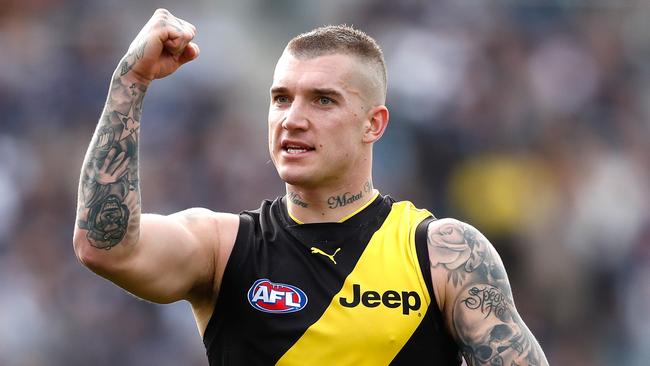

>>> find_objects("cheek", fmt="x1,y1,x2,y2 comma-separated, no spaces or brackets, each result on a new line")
268,113,282,140
267,120,278,159
334,116,365,151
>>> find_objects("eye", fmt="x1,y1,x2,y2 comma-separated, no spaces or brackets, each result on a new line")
274,95,290,104
317,96,333,105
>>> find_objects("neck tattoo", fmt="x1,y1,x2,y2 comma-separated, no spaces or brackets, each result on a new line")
288,191,309,208
327,181,373,209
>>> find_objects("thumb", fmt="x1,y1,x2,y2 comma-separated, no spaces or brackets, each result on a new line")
178,42,200,65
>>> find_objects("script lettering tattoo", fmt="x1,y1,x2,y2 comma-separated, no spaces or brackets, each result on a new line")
454,285,543,366
363,181,372,193
328,191,362,209
462,285,509,319
77,74,147,250
327,181,372,209
288,191,309,208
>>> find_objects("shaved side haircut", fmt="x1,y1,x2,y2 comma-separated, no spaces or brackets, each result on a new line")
286,25,387,102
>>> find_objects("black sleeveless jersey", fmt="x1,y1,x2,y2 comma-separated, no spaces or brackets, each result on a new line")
203,194,461,365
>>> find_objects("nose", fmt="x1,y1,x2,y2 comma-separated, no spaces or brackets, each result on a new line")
281,101,309,131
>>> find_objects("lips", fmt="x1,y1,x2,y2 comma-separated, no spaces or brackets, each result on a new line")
281,139,315,155
285,146,313,154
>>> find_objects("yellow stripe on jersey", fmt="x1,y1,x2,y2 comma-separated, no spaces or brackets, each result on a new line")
337,190,380,223
277,201,432,366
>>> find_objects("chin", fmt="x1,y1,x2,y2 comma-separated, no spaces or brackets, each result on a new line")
277,167,318,187
279,173,310,186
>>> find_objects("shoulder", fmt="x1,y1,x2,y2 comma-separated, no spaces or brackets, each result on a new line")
169,208,240,236
169,206,235,220
425,218,496,271
166,208,241,264
424,218,509,307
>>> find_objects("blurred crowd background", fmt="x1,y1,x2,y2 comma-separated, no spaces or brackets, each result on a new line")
1,0,649,365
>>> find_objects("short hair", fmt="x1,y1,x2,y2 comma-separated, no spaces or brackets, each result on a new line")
286,25,387,100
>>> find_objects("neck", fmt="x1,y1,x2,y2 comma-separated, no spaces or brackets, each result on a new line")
286,179,377,223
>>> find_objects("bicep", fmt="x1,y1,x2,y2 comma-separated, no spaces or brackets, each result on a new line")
100,209,236,304
427,218,548,365
452,280,544,365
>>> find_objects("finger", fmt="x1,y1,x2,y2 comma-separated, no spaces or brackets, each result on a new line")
163,34,193,58
137,8,174,49
107,151,126,175
100,149,117,172
178,42,200,65
98,131,108,147
111,157,131,179
162,18,194,56
175,17,196,37
163,37,184,57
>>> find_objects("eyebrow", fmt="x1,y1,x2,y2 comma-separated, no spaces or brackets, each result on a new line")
311,88,343,99
270,86,344,100
270,86,289,95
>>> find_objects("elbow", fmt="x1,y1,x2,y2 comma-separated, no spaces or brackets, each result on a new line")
72,229,116,274
73,229,99,270
73,227,137,276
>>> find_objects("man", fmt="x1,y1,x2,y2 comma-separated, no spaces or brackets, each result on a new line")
73,9,549,366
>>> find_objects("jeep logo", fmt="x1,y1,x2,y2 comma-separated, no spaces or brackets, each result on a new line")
339,284,421,315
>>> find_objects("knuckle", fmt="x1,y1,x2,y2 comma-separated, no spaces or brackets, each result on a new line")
155,8,170,15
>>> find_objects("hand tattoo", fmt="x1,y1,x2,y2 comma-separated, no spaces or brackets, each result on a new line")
119,41,147,77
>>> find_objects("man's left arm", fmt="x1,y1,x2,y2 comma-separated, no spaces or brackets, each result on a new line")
426,218,549,366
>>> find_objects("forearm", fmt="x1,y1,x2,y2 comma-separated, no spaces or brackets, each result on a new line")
75,67,149,253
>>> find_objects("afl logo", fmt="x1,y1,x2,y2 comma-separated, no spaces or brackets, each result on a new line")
247,279,308,313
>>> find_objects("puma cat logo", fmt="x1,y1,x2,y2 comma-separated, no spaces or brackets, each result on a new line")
310,247,341,264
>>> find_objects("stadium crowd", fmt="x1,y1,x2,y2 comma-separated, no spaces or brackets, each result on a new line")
0,0,648,365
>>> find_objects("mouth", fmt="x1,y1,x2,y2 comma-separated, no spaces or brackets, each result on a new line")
281,141,315,155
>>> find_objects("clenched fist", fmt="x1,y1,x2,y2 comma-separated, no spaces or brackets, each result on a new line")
116,9,199,84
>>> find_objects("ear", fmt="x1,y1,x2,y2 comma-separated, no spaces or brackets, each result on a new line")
362,105,389,143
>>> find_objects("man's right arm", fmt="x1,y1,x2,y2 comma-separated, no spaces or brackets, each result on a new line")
73,9,238,306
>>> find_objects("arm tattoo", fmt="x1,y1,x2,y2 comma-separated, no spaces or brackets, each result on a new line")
77,69,147,250
428,221,507,290
119,41,147,77
454,285,544,366
429,221,548,365
462,285,509,319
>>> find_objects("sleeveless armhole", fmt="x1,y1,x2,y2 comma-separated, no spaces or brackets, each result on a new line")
203,213,254,354
414,216,461,364
415,216,436,300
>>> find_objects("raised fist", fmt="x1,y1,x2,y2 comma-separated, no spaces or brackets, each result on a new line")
116,9,199,83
